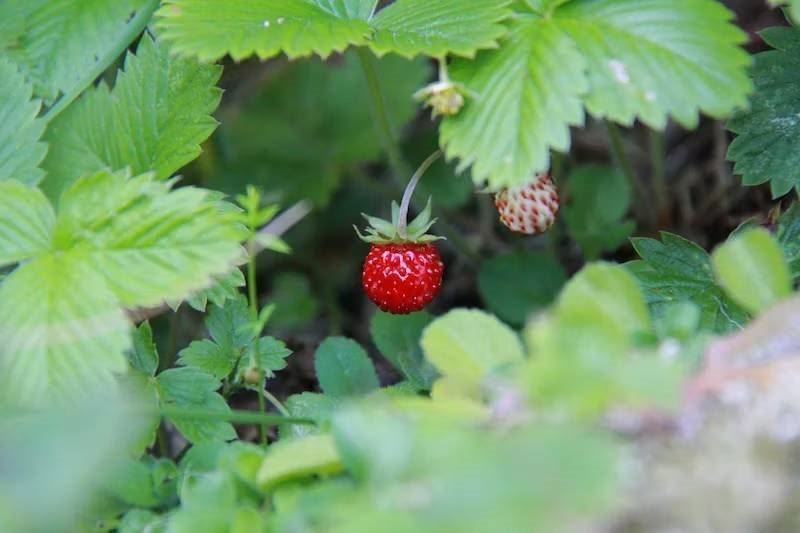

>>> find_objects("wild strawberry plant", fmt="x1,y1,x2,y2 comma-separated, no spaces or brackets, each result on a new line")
2,0,800,531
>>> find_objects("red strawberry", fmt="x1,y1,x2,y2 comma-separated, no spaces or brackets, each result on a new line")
355,153,446,314
495,173,559,234
362,243,444,314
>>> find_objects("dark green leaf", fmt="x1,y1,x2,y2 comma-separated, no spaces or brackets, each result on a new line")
314,337,380,397
370,311,437,389
478,251,567,326
129,322,159,376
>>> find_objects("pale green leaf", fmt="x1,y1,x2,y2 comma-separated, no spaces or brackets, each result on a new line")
554,0,751,129
0,255,130,406
158,367,236,443
185,268,245,312
728,27,800,197
440,17,587,189
369,0,512,58
155,0,374,62
0,58,46,185
478,251,566,326
557,263,651,338
54,170,246,309
421,309,525,387
712,228,791,314
777,203,800,280
280,392,340,439
256,434,343,491
0,180,54,267
42,34,222,199
314,337,379,397
1,0,155,103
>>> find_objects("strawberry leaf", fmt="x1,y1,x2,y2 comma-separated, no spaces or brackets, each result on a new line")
369,0,512,58
155,0,375,62
728,27,800,198
314,337,379,397
0,0,157,103
440,16,587,189
627,233,749,333
0,181,54,267
0,58,46,185
555,0,751,130
42,34,222,200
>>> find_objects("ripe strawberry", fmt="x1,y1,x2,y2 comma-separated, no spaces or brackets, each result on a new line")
362,243,444,314
355,153,445,315
495,173,559,234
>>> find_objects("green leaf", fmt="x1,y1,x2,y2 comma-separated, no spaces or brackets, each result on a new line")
118,510,163,533
627,232,748,333
0,58,46,185
369,0,512,58
421,309,525,387
440,16,587,189
778,203,800,280
158,367,236,443
314,337,380,397
370,310,437,389
42,34,222,199
177,339,235,381
280,392,340,439
246,337,293,378
562,165,635,258
168,471,239,533
554,0,751,130
557,263,651,339
1,0,155,103
0,255,130,405
0,180,54,267
185,268,245,312
268,273,319,331
478,251,567,326
54,170,246,309
155,0,374,62
728,27,800,197
712,228,791,314
103,457,177,508
129,322,159,376
256,434,343,491
211,51,427,206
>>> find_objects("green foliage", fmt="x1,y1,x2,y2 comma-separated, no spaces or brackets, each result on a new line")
778,203,800,280
0,180,54,266
628,232,749,333
156,0,375,62
441,16,587,190
129,322,159,376
0,170,244,405
314,337,380,397
369,0,512,58
178,295,292,380
185,268,246,313
421,309,525,388
42,34,222,199
712,228,791,314
268,273,319,331
211,51,427,205
370,310,437,389
769,0,800,24
728,27,800,197
527,264,686,417
0,0,157,103
563,165,635,258
0,58,46,185
158,367,237,443
478,251,566,326
442,0,750,189
257,434,343,491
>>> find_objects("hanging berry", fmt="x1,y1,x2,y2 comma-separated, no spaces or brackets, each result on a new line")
355,152,445,314
495,173,560,234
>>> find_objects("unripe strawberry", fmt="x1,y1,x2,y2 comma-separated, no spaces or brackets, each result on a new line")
495,173,559,234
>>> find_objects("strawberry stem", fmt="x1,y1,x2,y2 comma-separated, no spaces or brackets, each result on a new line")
398,150,442,238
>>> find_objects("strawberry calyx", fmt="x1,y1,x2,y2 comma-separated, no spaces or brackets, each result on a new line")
354,151,445,245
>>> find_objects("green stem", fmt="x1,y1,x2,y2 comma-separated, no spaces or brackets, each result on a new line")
356,47,411,180
357,48,478,263
605,121,650,223
246,239,268,446
262,388,291,417
42,0,160,122
398,150,442,237
159,406,313,426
